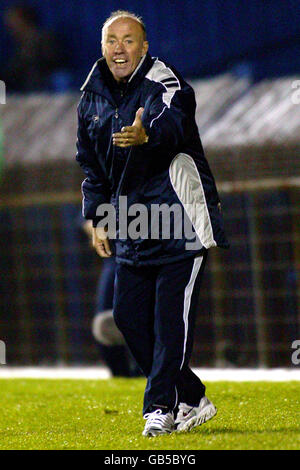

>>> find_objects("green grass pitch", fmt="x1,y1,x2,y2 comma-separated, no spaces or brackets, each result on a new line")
0,378,299,450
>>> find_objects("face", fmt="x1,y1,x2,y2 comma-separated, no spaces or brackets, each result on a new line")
102,17,149,82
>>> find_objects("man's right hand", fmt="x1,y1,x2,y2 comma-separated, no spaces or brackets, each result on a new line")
92,226,112,257
112,107,148,147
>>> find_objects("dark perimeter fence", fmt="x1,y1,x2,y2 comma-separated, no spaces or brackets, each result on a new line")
0,149,299,368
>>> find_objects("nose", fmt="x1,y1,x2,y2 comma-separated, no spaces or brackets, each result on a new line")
114,41,125,54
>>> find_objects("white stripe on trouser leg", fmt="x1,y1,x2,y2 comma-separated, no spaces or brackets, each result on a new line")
180,256,204,370
173,256,204,410
174,386,178,410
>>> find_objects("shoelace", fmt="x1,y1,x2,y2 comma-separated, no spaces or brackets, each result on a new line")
144,409,174,428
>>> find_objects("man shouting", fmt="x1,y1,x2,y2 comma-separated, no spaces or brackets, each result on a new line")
76,10,229,436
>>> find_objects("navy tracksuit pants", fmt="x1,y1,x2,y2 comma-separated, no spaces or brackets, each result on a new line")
113,251,207,415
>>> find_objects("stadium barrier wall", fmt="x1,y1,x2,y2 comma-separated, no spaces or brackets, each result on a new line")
0,156,299,368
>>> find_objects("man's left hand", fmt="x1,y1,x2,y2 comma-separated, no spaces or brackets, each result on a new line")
113,107,149,147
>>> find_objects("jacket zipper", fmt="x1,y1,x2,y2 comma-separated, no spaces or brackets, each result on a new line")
113,106,138,261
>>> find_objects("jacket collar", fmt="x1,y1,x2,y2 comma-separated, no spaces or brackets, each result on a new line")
80,52,154,95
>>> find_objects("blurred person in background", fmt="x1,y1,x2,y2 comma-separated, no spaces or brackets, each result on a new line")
76,11,228,437
3,4,69,92
82,219,142,377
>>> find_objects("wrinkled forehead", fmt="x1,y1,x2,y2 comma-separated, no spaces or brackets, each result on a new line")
102,17,145,41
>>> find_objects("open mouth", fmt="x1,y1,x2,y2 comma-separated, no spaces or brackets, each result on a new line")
114,59,127,64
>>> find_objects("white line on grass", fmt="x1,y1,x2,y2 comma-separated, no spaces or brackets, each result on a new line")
0,367,299,381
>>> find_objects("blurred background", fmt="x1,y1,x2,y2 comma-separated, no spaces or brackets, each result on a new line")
0,0,299,369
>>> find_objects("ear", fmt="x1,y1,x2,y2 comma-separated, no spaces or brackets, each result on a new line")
142,41,149,56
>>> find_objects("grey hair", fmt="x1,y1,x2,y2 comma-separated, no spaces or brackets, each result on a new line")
101,10,146,42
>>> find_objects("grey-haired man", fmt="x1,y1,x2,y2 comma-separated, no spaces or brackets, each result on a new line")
76,10,228,436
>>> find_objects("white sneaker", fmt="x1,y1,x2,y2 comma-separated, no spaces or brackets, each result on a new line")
142,409,175,437
175,396,217,432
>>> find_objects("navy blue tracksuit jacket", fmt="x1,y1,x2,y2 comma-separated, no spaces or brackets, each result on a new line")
76,53,228,414
76,52,228,265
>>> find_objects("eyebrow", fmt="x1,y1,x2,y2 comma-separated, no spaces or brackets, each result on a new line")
106,33,134,39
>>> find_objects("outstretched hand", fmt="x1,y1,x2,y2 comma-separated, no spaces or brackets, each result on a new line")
112,107,149,147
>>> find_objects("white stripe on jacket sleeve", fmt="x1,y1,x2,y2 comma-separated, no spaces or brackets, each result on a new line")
169,152,217,249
